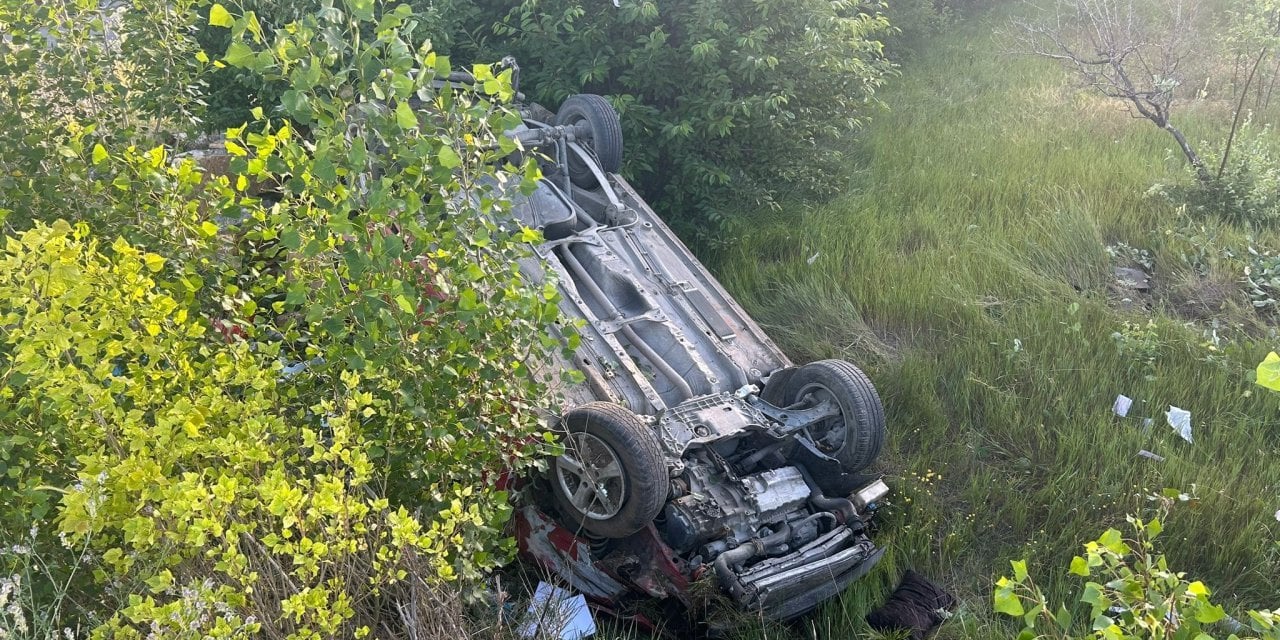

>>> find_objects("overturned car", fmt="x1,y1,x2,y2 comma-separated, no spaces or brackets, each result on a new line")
505,93,890,621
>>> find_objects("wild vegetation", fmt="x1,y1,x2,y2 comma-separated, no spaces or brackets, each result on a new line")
194,0,898,240
716,2,1280,637
3,0,1280,638
0,0,561,637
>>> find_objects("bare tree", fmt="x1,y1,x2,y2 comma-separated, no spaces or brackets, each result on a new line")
1016,0,1211,182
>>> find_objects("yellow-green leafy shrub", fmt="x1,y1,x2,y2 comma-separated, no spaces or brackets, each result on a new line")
1,0,562,636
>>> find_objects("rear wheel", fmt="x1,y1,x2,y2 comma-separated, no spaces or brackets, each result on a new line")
551,402,668,538
554,94,623,188
768,360,885,473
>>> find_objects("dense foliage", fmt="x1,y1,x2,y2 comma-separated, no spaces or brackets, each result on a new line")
0,0,207,230
193,0,896,238
0,0,559,636
456,0,894,236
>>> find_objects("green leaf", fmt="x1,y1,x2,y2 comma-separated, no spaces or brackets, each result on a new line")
209,3,233,27
345,0,374,21
1023,604,1044,628
1098,528,1126,554
458,289,477,311
994,588,1025,617
438,145,461,169
1054,604,1072,632
1145,518,1162,539
1091,615,1115,631
1069,556,1090,577
394,295,415,314
395,101,417,129
142,253,165,273
200,221,219,237
280,90,310,118
1257,351,1280,392
145,570,173,593
224,41,255,67
92,143,108,165
281,229,301,250
1011,559,1028,581
434,54,451,78
1195,604,1226,624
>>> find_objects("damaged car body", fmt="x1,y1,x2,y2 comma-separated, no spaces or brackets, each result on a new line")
503,92,891,621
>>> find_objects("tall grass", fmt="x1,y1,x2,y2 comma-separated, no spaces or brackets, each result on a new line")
713,12,1280,639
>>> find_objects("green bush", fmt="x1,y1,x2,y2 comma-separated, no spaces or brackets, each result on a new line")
883,0,955,52
192,0,477,131
1,0,561,635
995,495,1280,640
194,0,897,238
453,0,894,238
0,0,207,231
1164,122,1280,227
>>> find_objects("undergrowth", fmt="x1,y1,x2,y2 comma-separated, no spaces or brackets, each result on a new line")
714,10,1280,639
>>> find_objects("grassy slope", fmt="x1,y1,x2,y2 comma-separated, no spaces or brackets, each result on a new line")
713,12,1280,639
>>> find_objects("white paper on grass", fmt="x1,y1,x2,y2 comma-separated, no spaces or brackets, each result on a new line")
517,582,596,640
1166,406,1193,444
1113,394,1133,417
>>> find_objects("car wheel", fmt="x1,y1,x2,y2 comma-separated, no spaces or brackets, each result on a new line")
771,360,885,473
551,402,668,538
554,94,623,189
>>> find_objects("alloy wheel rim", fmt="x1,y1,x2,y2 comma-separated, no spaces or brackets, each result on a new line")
557,432,626,520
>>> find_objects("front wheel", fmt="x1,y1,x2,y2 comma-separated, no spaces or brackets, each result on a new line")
550,402,668,538
765,360,885,473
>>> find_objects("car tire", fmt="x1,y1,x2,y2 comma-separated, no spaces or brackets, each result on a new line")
554,94,623,189
550,402,668,539
771,359,885,473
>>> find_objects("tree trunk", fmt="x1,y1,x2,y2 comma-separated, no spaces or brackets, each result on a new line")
1264,56,1280,112
1166,123,1210,183
1220,47,1269,180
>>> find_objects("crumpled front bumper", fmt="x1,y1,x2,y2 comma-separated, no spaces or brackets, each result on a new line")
730,526,884,620
516,499,885,622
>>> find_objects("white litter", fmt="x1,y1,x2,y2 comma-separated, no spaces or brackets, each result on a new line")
1166,406,1193,444
807,252,821,265
1137,450,1165,462
517,582,596,640
1113,394,1132,417
1275,509,1280,522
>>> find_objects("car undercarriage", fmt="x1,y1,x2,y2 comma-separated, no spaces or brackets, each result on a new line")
506,92,891,621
